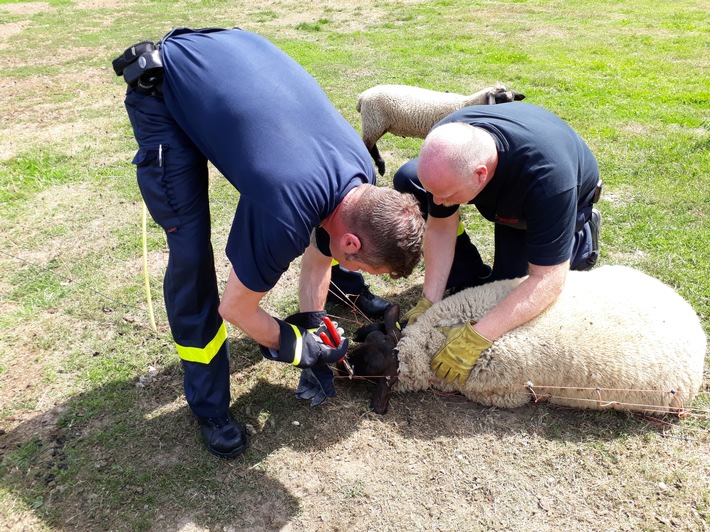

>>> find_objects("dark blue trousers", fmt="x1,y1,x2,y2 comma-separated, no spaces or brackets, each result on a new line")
393,158,596,280
125,88,230,420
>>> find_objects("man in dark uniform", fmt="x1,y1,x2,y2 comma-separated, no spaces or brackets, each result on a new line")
119,27,424,458
394,102,600,384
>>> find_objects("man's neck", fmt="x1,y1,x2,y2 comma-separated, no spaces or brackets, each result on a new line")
321,185,363,233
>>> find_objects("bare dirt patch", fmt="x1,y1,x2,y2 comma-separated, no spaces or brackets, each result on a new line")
1,1,708,532
0,21,28,42
247,0,426,36
73,0,126,9
0,2,50,17
0,3,50,55
0,67,123,161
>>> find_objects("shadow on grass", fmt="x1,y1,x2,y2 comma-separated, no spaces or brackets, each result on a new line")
0,334,316,531
0,297,681,531
336,372,679,442
0,280,420,531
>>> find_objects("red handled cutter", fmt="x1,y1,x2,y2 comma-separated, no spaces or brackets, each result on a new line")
319,317,353,374
319,316,341,348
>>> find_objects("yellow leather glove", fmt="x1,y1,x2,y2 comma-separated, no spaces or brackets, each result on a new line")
430,321,493,384
401,297,433,326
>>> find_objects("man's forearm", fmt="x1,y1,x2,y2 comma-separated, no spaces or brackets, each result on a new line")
422,213,460,303
474,261,568,341
299,243,332,312
231,307,281,349
219,269,280,348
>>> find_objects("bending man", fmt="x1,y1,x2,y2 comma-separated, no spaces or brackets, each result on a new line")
394,102,600,384
119,27,424,458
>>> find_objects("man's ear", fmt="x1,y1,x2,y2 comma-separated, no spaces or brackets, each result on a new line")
339,233,361,254
473,164,488,185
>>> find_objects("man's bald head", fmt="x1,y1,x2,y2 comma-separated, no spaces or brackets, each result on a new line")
417,122,498,206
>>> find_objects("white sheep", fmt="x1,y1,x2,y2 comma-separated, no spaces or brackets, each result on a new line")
356,84,525,175
348,266,706,415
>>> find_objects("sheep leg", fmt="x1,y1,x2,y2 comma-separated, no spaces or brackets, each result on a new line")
368,142,386,176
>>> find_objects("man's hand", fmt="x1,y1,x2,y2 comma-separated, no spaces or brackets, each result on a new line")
401,297,433,326
294,364,336,406
285,310,345,357
430,321,492,384
314,317,344,347
282,311,340,405
260,316,348,368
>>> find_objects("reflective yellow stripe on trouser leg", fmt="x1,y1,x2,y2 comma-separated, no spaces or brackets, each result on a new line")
175,322,228,364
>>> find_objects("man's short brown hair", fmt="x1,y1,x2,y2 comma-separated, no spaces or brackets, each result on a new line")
344,184,424,278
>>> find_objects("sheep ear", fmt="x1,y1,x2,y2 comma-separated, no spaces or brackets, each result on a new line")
354,322,385,342
383,304,402,341
371,373,398,415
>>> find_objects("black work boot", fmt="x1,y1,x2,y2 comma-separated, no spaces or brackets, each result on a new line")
348,285,391,318
198,414,248,458
571,208,602,271
328,283,391,319
328,266,391,319
584,208,602,270
446,232,493,294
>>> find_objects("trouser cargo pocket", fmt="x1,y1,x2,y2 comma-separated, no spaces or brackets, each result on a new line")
133,145,182,232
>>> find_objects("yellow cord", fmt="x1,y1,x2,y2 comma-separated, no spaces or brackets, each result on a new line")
142,201,157,332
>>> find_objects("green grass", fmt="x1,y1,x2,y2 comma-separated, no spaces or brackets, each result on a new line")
0,0,708,530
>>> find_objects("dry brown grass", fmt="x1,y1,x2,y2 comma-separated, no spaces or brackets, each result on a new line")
0,1,708,531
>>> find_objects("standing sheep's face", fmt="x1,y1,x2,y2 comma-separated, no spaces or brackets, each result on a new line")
341,305,402,414
490,88,526,104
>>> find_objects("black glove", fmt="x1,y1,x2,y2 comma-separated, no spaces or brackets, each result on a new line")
294,364,337,406
284,311,341,405
259,318,348,369
284,310,327,330
284,311,346,359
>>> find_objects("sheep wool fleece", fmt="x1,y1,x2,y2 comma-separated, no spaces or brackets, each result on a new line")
396,266,706,413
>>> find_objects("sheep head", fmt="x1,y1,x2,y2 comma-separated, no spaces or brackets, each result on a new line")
342,304,402,414
486,86,526,105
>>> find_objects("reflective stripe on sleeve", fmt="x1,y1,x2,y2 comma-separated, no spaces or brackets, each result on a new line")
290,323,303,366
